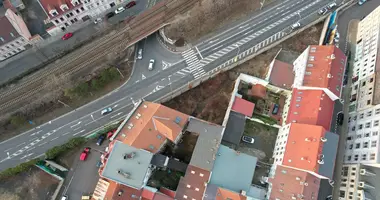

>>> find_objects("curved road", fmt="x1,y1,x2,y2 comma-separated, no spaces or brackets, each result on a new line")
0,0,341,171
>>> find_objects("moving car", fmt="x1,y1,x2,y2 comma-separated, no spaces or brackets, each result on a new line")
242,135,255,144
358,0,366,5
115,7,125,14
80,147,90,161
62,32,73,40
94,18,102,24
106,12,115,19
101,107,113,115
327,2,337,9
125,1,136,8
291,22,301,30
148,59,155,70
96,134,106,146
61,195,68,200
137,49,143,59
318,7,328,15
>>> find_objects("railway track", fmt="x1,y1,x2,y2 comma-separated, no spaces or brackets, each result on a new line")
0,0,198,114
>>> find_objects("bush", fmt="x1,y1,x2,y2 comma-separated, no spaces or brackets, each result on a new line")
45,137,86,160
9,115,27,127
0,159,40,179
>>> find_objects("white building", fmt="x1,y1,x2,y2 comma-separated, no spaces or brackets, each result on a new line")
0,9,31,61
338,164,380,200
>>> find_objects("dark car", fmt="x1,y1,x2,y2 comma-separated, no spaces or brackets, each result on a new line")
125,1,136,8
96,134,106,146
106,12,115,19
337,113,344,125
272,104,279,115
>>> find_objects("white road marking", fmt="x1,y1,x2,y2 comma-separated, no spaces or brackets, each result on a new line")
50,137,59,141
15,142,26,148
27,147,35,152
70,121,82,128
142,74,146,80
73,129,86,136
113,104,118,108
195,46,203,60
110,112,123,119
20,153,34,160
212,45,223,51
30,130,43,136
62,132,70,136
38,142,48,147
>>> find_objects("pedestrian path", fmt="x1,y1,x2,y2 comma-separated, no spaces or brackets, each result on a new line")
181,48,206,79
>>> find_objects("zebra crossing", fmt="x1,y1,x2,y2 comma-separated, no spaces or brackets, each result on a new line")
181,48,206,79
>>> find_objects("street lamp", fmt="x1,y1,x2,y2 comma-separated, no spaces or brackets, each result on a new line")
234,43,241,62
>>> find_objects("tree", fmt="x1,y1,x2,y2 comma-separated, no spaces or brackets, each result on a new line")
9,115,27,127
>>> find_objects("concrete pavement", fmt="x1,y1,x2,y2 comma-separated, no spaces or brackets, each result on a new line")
0,0,343,171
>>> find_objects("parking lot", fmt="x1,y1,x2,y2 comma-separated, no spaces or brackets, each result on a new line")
57,137,110,200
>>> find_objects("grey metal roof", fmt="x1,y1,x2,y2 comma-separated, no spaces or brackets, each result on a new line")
167,158,188,173
222,111,246,145
209,145,257,192
203,183,218,200
359,164,380,200
317,179,333,200
151,154,168,168
318,131,339,179
101,141,153,189
186,117,224,171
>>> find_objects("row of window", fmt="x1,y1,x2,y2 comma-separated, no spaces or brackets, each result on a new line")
53,7,85,24
346,153,376,162
350,120,380,131
347,140,377,150
348,108,380,122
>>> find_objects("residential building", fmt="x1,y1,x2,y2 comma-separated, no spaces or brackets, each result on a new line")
231,96,255,118
81,0,119,18
272,123,339,179
37,0,88,31
0,9,31,61
267,165,333,200
293,45,346,101
3,0,26,11
286,88,335,131
338,164,380,200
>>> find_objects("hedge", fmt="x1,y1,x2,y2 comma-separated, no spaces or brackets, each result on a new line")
45,137,86,160
0,158,40,179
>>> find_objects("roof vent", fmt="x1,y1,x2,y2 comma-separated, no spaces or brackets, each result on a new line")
129,123,134,127
175,116,181,124
305,138,311,142
327,73,332,78
318,159,324,164
135,113,141,119
330,54,335,59
321,137,327,142
304,182,308,186
123,152,136,159
117,170,130,179
296,176,301,180
127,126,132,130
143,104,148,108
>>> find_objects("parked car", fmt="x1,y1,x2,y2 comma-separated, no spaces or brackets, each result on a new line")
107,129,116,139
61,195,68,200
148,59,155,70
81,196,91,200
242,135,255,144
358,0,366,5
318,7,328,15
96,134,106,146
337,113,344,125
327,2,337,9
62,32,73,40
272,104,279,115
94,17,102,24
106,12,115,19
80,147,90,161
291,22,301,30
96,160,102,168
101,107,113,115
115,7,125,14
137,49,143,59
125,1,136,8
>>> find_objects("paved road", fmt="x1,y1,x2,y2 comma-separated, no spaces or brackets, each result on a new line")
0,0,342,171
0,0,151,85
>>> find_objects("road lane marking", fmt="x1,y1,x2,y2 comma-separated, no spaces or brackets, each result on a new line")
51,137,59,141
15,142,26,148
73,130,86,136
70,121,82,128
195,46,203,59
38,142,47,147
20,153,34,160
212,45,223,51
30,130,43,136
27,147,35,152
62,132,70,136
73,127,82,131
110,112,123,119
4,147,12,152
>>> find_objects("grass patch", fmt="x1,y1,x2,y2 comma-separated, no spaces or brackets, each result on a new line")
0,159,40,179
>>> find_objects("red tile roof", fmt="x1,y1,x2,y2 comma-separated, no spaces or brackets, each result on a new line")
0,15,20,44
300,45,346,98
153,192,174,200
175,165,211,200
286,88,334,130
282,123,326,174
249,84,267,98
38,0,82,19
268,165,321,200
215,187,247,200
111,184,142,200
116,102,189,153
231,96,255,117
159,187,176,198
268,60,295,90
142,188,156,200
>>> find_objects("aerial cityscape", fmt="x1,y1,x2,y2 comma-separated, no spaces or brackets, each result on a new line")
0,0,378,199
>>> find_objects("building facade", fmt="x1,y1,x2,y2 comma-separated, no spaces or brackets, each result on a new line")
0,9,31,61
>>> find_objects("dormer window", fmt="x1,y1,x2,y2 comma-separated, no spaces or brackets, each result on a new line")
49,9,59,17
60,4,69,11
71,0,80,6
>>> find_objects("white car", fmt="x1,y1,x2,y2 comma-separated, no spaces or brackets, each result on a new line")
101,107,113,115
61,195,68,200
94,18,102,24
327,2,337,9
291,22,301,30
148,59,155,71
137,49,143,60
242,135,255,144
115,7,125,14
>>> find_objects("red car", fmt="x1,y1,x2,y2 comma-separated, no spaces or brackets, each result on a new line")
62,32,73,40
80,147,91,161
125,1,136,8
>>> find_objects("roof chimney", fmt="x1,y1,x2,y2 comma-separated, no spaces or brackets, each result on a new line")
321,137,327,142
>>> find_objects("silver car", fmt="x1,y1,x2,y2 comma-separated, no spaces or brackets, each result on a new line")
291,22,301,30
242,135,255,144
148,59,155,71
137,49,143,60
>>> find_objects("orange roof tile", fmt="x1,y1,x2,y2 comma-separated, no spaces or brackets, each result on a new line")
116,102,189,153
39,0,82,18
268,165,321,200
268,60,294,90
142,188,156,200
103,180,118,200
215,187,247,200
175,165,211,200
286,88,334,130
153,192,174,200
249,84,267,98
282,123,326,173
301,45,346,98
231,96,255,117
159,188,176,198
111,184,142,200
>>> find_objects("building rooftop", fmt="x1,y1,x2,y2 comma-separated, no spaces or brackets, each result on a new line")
116,101,189,153
268,165,332,200
286,88,335,131
359,164,380,200
38,0,82,18
0,14,20,45
248,84,267,99
268,59,295,90
186,117,224,171
282,123,338,179
296,45,346,99
175,165,211,200
101,141,153,189
231,96,255,117
204,184,247,200
222,111,246,145
209,145,257,193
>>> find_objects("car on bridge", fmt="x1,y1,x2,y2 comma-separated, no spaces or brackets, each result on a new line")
62,32,73,40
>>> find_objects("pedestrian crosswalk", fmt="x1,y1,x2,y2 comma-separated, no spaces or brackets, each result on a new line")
181,48,206,79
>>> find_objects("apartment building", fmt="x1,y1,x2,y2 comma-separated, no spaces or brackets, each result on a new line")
0,9,31,61
82,0,121,18
338,164,380,200
344,6,380,165
293,45,347,101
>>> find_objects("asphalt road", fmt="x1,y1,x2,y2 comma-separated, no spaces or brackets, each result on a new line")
0,0,151,85
0,0,343,171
